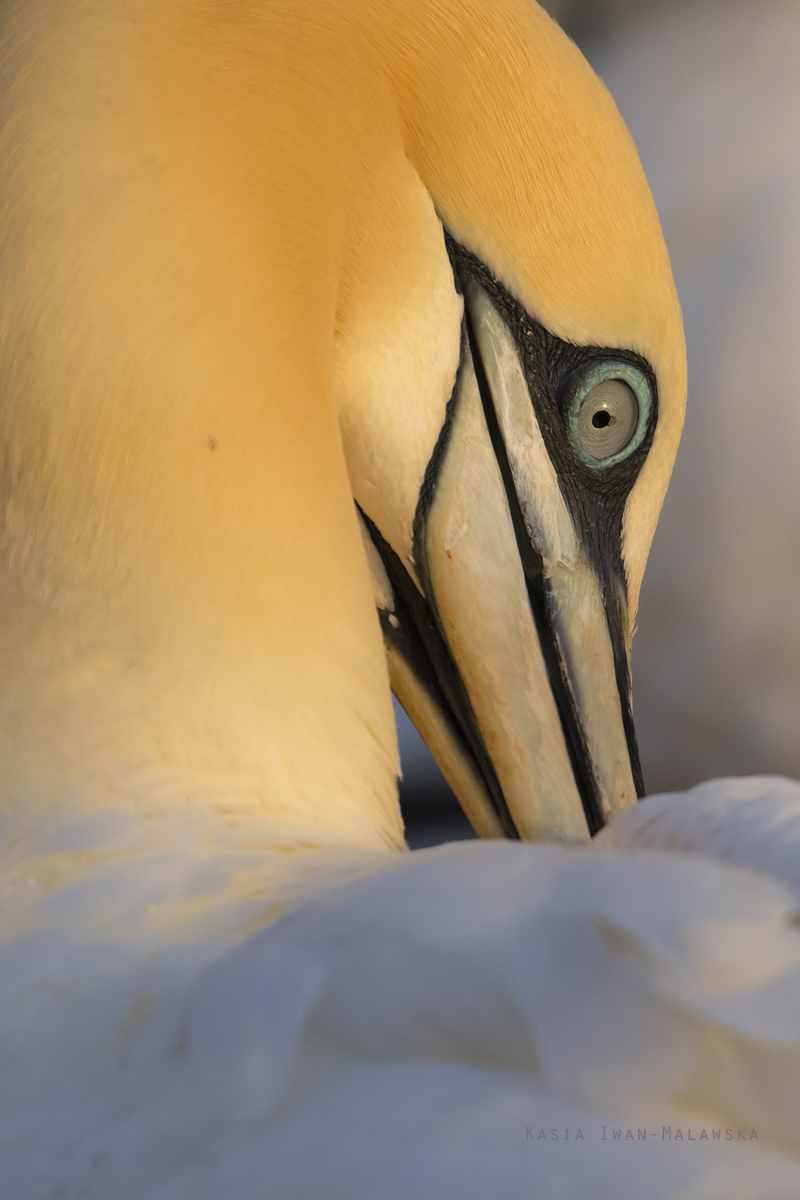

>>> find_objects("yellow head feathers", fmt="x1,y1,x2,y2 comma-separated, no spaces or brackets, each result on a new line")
0,0,684,846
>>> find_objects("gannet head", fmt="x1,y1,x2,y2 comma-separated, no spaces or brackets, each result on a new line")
334,0,686,842
0,0,683,855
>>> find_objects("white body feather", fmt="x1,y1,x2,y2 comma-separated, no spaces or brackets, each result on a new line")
3,784,800,1197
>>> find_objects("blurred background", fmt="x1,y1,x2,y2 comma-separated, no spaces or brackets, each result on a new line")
402,0,800,847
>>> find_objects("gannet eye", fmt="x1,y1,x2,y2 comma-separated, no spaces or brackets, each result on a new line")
565,361,652,469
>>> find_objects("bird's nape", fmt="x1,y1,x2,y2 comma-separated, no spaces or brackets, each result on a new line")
0,0,684,847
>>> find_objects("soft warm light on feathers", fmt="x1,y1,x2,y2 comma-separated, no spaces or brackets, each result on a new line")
3,4,791,1198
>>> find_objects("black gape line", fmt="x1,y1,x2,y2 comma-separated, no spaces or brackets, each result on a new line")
463,311,608,836
358,506,519,839
360,232,654,840
445,232,652,809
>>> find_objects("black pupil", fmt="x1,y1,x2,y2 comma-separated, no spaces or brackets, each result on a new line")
592,410,612,429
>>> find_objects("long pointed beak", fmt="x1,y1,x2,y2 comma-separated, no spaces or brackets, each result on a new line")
361,273,643,844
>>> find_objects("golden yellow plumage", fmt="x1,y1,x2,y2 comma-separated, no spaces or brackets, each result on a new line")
0,0,684,852
13,10,800,1199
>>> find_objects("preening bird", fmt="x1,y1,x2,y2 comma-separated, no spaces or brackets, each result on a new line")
1,1,799,1196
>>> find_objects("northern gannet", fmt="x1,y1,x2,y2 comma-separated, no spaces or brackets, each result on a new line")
0,1,799,1196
